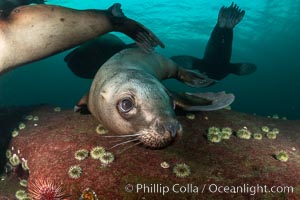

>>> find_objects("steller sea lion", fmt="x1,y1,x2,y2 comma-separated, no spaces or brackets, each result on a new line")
75,48,234,148
171,3,257,80
0,3,164,75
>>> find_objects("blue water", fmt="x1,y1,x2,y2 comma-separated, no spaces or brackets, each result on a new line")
0,0,299,119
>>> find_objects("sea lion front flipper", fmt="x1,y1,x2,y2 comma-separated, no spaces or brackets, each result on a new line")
74,93,91,114
177,68,215,87
108,3,165,52
229,63,257,76
170,91,235,111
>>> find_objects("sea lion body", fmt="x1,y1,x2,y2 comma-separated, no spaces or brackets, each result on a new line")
0,4,163,75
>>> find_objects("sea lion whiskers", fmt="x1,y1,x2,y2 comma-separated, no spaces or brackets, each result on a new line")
101,133,142,138
108,138,140,150
115,141,143,155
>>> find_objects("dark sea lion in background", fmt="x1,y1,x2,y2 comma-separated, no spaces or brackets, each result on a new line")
0,3,164,75
0,0,45,17
171,3,257,80
64,34,137,79
76,48,234,148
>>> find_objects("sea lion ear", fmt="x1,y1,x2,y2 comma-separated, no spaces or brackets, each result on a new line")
169,90,235,111
74,93,91,114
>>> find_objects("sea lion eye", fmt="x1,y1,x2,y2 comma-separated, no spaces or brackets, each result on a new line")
118,98,134,113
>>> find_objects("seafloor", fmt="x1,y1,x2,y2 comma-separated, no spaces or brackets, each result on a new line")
0,105,299,200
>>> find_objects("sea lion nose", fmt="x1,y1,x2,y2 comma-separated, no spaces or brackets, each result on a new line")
164,122,181,138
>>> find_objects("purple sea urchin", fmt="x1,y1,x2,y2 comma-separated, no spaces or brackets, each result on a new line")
28,178,69,200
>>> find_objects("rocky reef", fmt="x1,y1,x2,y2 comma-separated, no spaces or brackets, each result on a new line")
0,106,299,199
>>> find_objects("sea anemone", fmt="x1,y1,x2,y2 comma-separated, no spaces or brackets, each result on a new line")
9,154,20,166
272,114,279,119
5,149,12,159
54,107,61,112
236,128,252,139
266,131,277,139
272,128,280,135
19,179,28,187
253,133,263,140
90,146,106,159
99,152,115,165
28,178,69,200
15,190,28,200
221,127,232,139
74,149,89,161
68,165,82,179
208,127,221,135
24,115,33,120
207,134,222,143
261,126,269,133
18,123,26,130
12,129,19,137
22,159,29,171
207,127,222,143
95,124,108,135
275,150,289,162
186,113,195,120
173,163,191,178
33,116,39,121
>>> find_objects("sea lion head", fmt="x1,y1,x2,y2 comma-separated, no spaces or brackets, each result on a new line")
89,69,182,148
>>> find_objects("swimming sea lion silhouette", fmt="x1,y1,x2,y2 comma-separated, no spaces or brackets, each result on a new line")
171,3,257,80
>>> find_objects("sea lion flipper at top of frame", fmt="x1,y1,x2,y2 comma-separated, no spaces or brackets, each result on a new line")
170,91,235,111
0,0,45,18
0,4,164,75
108,3,165,52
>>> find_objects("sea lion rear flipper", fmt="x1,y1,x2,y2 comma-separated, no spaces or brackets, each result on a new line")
108,3,165,52
170,91,235,111
229,63,257,76
74,93,91,114
177,68,215,87
218,3,245,28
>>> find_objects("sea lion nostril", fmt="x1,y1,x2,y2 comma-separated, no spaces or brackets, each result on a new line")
164,123,180,138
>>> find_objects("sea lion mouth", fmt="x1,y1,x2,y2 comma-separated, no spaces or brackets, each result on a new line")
137,123,183,148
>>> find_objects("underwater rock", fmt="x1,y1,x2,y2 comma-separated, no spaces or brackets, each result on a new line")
0,106,299,199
